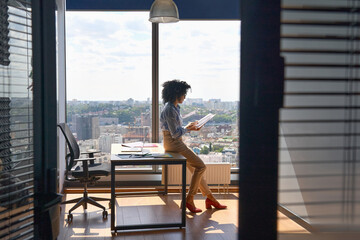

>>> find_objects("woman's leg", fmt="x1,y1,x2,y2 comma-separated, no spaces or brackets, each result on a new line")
180,147,212,198
182,149,228,210
162,131,214,204
163,131,211,197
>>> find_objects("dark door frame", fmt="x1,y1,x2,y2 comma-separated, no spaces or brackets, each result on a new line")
32,0,59,239
239,1,283,239
31,0,283,239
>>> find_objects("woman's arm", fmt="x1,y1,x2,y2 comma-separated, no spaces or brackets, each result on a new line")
165,108,189,138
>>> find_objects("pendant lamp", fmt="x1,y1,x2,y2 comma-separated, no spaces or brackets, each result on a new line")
149,0,179,23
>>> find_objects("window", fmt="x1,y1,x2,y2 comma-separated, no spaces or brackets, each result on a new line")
66,13,240,171
159,21,240,169
65,12,152,169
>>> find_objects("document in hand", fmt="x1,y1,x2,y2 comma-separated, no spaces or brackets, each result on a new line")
195,113,216,128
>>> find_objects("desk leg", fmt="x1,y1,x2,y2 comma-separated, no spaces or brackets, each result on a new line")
88,152,95,165
181,162,186,227
164,165,168,195
111,162,115,232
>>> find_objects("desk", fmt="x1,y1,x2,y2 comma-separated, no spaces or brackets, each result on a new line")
110,143,186,233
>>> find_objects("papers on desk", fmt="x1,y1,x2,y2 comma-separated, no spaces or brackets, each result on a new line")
121,147,142,152
118,148,151,154
121,142,148,153
150,153,172,158
121,142,158,148
116,153,148,158
115,153,172,159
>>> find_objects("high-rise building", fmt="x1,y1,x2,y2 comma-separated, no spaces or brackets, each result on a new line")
75,115,100,140
91,116,100,139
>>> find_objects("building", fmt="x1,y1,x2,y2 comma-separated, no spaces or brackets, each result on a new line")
184,98,203,106
140,111,151,126
78,138,99,152
98,133,123,153
216,124,232,134
74,115,100,140
99,117,119,126
123,126,150,143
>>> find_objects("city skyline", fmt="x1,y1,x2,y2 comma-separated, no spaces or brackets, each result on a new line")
67,97,239,103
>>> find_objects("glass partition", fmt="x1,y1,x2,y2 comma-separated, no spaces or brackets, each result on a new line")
0,1,34,238
279,0,360,234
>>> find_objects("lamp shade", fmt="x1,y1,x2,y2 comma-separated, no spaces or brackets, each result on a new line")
149,0,179,23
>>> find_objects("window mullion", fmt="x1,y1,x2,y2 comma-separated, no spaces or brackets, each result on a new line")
152,23,159,172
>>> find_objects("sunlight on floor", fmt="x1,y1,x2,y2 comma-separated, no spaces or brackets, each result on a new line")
116,196,167,207
59,192,312,239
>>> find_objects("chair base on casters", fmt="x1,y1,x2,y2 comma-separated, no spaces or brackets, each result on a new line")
62,192,110,223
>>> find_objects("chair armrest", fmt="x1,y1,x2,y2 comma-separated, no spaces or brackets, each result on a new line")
80,150,100,165
73,157,96,162
73,157,96,179
80,150,101,155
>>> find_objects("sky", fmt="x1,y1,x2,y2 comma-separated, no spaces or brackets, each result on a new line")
65,12,240,102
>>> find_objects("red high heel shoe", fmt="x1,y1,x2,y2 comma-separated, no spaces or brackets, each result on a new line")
186,202,202,213
205,198,227,209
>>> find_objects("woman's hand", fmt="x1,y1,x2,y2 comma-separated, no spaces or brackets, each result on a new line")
185,121,202,131
185,122,194,130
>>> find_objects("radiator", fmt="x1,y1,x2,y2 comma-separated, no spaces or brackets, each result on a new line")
162,163,231,193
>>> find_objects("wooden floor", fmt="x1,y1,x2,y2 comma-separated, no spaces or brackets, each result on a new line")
58,193,308,240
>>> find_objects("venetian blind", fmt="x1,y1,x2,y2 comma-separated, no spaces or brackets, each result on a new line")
0,0,34,239
279,0,360,232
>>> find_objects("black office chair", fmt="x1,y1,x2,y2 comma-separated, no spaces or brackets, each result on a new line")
58,123,110,222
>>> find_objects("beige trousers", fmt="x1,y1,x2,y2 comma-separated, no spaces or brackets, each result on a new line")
163,131,211,197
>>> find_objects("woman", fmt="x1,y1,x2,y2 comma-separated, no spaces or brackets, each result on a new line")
160,79,227,213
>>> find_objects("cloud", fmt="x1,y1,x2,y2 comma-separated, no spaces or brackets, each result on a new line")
65,12,240,101
159,21,240,101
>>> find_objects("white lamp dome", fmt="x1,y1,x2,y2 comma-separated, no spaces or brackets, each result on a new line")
149,0,179,23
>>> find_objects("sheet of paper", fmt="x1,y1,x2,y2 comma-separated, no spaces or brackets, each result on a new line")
121,147,142,152
118,148,150,154
195,113,216,128
121,142,158,148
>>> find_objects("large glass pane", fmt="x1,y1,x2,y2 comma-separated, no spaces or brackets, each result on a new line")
279,0,360,236
159,21,240,169
0,1,34,238
65,12,152,170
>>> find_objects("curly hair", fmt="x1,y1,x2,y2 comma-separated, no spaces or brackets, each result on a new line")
162,80,191,104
